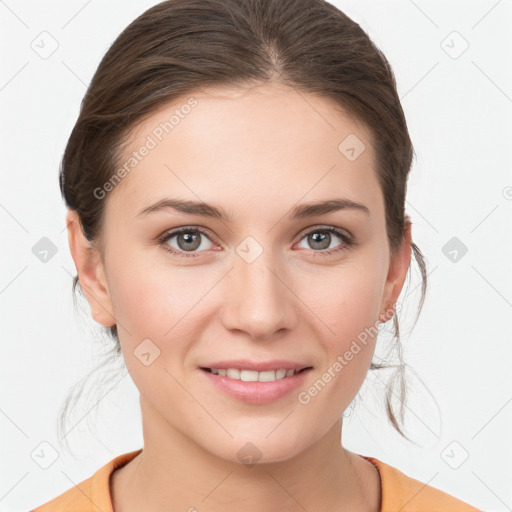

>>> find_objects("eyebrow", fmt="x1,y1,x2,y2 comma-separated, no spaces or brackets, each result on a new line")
137,197,370,220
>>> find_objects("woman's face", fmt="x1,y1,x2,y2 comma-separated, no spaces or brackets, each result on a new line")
70,81,410,464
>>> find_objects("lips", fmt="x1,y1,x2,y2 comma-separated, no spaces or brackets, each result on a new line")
200,364,313,404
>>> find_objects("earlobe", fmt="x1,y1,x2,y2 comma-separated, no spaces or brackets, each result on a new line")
66,210,116,327
378,218,412,323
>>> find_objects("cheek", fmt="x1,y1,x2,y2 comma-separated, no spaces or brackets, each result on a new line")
302,259,384,344
106,259,203,394
105,252,221,381
107,249,207,336
298,261,383,402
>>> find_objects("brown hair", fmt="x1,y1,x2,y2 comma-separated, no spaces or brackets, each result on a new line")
57,0,428,450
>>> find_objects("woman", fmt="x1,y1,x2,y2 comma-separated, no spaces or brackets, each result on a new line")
31,0,482,510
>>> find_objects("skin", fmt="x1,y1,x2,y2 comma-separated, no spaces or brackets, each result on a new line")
67,80,412,511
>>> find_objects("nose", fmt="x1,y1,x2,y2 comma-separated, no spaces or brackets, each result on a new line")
220,248,298,341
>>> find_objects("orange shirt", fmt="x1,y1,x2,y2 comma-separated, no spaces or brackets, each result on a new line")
30,448,482,511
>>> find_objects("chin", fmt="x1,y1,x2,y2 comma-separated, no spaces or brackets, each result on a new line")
207,430,311,467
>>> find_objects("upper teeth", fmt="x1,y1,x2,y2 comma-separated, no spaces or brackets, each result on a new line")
210,368,298,381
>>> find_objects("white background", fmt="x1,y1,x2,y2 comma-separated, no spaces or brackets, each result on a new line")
1,0,511,510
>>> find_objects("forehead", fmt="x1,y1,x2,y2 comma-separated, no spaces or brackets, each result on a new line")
107,81,382,221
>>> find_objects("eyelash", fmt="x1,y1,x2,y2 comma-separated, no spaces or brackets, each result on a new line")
156,225,357,259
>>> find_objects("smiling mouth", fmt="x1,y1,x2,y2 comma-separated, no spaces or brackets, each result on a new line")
200,367,312,382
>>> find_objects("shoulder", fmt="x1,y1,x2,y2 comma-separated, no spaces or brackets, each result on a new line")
361,455,483,512
29,449,143,512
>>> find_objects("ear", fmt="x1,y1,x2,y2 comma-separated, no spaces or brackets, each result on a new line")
378,217,412,323
66,209,116,327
